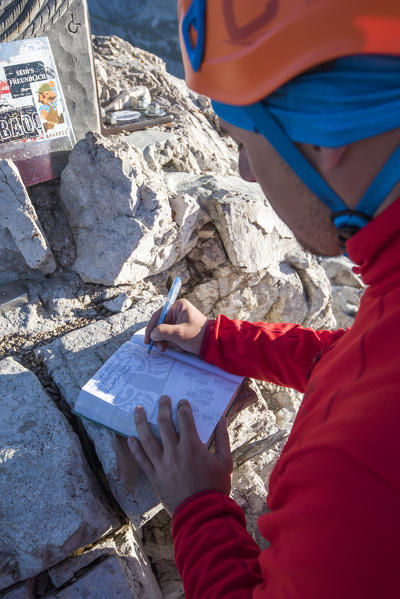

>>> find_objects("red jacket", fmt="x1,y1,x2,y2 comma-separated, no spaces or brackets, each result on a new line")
172,197,400,598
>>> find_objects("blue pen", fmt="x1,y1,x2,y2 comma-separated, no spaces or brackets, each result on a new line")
147,276,182,354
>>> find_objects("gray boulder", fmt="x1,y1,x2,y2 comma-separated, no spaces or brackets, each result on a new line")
0,357,118,590
60,133,205,286
0,159,56,284
35,299,165,529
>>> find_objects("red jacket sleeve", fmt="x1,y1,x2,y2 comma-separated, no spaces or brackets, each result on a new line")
173,448,400,599
172,491,263,599
200,315,346,392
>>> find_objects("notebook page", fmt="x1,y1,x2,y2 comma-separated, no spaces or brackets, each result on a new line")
79,338,243,442
130,332,243,385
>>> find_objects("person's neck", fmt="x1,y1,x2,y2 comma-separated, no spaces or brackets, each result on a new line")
374,179,400,217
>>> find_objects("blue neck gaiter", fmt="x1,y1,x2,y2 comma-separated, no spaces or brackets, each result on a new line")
212,55,400,240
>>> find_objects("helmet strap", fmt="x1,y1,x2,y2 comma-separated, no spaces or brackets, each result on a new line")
243,103,400,244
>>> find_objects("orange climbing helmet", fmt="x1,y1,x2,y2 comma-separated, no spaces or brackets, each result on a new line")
178,0,400,105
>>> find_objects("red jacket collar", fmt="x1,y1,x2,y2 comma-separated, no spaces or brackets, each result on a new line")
347,196,400,290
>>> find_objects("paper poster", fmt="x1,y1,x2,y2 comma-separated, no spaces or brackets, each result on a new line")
0,37,74,148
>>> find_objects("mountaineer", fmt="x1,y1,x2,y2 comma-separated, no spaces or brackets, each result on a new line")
128,1,400,597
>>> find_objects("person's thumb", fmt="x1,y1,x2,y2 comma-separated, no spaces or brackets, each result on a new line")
214,417,232,464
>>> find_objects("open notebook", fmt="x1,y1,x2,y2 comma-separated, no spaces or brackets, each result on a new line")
74,331,243,444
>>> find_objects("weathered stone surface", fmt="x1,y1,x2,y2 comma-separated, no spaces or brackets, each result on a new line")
103,293,132,313
35,299,164,528
28,180,76,271
320,256,364,289
125,128,178,172
330,285,364,329
0,357,118,590
46,0,102,142
0,579,34,599
319,256,365,328
182,234,334,329
49,524,162,597
0,160,56,284
93,36,238,176
165,172,297,272
60,133,206,285
142,510,185,599
48,553,161,598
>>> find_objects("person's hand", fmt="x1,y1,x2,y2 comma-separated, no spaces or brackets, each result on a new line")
144,298,209,355
127,396,233,516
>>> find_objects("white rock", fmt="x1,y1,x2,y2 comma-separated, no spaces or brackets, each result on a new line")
49,524,162,597
0,580,34,599
60,134,203,285
47,553,161,598
231,464,269,549
331,285,364,329
0,160,56,280
166,173,298,272
275,407,295,431
0,357,118,590
103,293,132,313
93,38,238,177
320,256,364,289
35,300,165,528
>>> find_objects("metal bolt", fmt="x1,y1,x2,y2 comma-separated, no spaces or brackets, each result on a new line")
137,95,149,110
146,102,165,117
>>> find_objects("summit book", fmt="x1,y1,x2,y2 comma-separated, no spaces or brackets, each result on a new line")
74,331,244,444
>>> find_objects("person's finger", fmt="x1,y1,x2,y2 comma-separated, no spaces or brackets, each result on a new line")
151,323,187,346
127,436,156,481
177,400,202,447
134,406,162,462
157,395,178,448
154,341,167,352
144,308,163,344
164,300,184,324
214,417,232,464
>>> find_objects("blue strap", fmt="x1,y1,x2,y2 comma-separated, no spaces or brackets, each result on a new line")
181,0,206,73
243,103,348,214
356,144,400,216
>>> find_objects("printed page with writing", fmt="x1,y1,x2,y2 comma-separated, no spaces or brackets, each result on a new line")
74,332,243,443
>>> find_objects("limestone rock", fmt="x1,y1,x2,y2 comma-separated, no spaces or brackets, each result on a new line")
164,172,335,329
0,579,34,599
103,293,132,313
142,511,185,599
35,299,165,528
231,464,269,549
47,553,161,598
48,524,162,597
165,172,297,272
331,285,364,329
27,180,76,271
0,357,118,590
0,160,56,284
320,256,365,328
60,133,205,285
320,256,364,289
93,36,238,177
